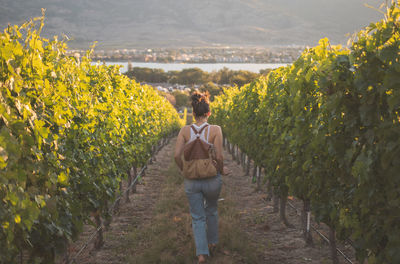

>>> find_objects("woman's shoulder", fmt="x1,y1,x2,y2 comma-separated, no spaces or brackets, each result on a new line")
180,125,191,133
178,125,192,141
208,124,222,134
208,123,221,129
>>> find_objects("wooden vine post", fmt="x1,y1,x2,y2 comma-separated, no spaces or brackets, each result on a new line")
279,195,293,227
131,166,137,194
232,145,237,161
302,200,313,246
125,169,132,203
94,213,103,250
273,193,279,213
246,155,251,176
329,227,339,264
115,181,123,212
241,153,246,171
152,145,157,162
256,166,262,190
236,146,240,165
252,165,257,181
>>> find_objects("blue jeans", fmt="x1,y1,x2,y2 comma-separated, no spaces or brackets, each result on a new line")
184,174,222,256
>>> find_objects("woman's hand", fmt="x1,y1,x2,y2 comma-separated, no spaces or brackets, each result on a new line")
222,166,231,175
174,127,186,171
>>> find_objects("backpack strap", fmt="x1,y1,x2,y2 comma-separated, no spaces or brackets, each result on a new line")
206,125,211,142
191,124,208,138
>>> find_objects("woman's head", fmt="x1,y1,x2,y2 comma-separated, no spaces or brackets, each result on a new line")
191,91,210,119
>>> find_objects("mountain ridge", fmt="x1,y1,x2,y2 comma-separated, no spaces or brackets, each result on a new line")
0,0,385,49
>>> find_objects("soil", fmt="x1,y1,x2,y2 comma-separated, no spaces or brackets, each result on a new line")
67,137,357,264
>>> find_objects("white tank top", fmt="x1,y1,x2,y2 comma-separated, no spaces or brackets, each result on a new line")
189,122,211,143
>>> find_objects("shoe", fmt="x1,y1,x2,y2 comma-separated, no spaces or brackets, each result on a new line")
208,244,217,257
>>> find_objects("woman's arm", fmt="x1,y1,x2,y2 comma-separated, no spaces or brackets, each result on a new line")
213,126,224,174
174,127,186,171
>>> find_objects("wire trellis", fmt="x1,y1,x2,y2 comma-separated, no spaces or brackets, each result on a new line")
67,137,170,264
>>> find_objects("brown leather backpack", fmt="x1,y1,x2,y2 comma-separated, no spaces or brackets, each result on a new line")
182,124,217,179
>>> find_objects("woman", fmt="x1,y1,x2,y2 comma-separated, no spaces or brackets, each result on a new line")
174,91,226,263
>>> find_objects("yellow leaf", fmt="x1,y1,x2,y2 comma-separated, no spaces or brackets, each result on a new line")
2,221,9,229
57,172,68,185
14,215,21,224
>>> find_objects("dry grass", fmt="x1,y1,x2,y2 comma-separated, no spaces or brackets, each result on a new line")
72,137,353,264
118,158,262,263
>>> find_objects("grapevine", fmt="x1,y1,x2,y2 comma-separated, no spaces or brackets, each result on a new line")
210,2,400,263
0,15,182,263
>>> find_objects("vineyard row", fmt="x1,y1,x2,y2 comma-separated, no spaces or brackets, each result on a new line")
0,15,184,263
210,3,400,264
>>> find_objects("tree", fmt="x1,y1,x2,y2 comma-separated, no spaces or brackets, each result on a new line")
178,68,209,84
172,91,190,109
213,67,233,85
125,67,168,83
199,82,222,101
231,70,258,87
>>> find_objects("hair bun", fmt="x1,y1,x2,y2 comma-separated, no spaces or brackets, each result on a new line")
191,91,209,103
191,91,210,117
191,93,202,104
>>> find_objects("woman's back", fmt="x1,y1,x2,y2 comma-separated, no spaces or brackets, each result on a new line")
183,123,220,145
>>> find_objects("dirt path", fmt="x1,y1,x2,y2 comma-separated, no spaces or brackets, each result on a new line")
221,149,356,264
70,139,175,264
69,137,355,264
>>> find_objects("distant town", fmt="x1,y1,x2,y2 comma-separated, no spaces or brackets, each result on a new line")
67,46,305,64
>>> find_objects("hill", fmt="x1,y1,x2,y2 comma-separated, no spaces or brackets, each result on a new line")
0,0,385,48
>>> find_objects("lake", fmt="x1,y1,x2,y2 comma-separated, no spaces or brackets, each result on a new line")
92,62,289,73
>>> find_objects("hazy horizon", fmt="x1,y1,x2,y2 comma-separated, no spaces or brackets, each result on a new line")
0,0,386,49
